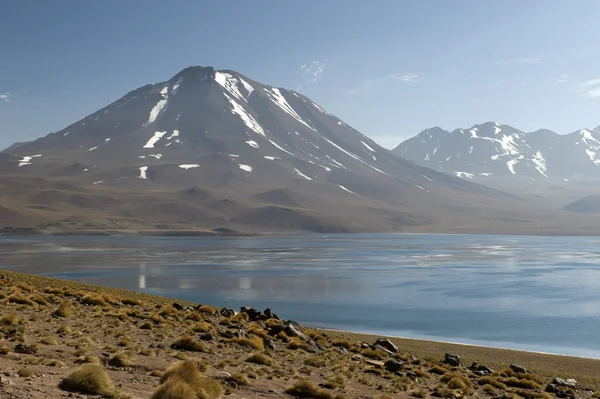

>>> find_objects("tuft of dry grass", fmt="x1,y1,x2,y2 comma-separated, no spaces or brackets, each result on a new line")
0,346,10,355
54,301,73,317
285,380,335,399
30,293,49,305
197,305,218,315
153,360,223,399
440,372,472,390
246,352,275,366
478,376,507,390
501,377,543,390
60,364,116,397
192,321,214,333
41,336,59,345
0,313,20,326
75,355,101,365
361,348,387,360
8,294,35,306
331,339,354,350
57,325,73,334
81,294,107,307
108,352,134,367
140,321,153,330
305,356,328,368
171,335,205,352
121,297,142,306
323,374,347,389
232,335,264,351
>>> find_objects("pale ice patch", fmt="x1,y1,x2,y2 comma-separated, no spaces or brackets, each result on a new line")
433,146,439,155
240,78,254,98
246,140,259,149
143,131,167,149
89,146,98,152
139,156,146,159
469,146,473,154
93,181,104,185
585,149,600,165
264,156,278,160
265,88,316,131
422,174,432,182
18,162,31,167
507,159,519,175
325,155,345,168
224,93,265,136
167,130,179,139
171,77,184,95
179,164,199,170
424,153,430,161
238,164,253,172
454,171,474,179
139,166,148,179
145,86,169,125
338,185,354,194
228,154,240,158
415,185,425,190
491,155,500,160
479,172,492,176
215,71,247,102
532,150,548,177
149,154,162,160
63,131,70,136
470,129,479,138
361,140,375,152
494,126,502,135
104,138,111,143
581,129,600,149
294,168,312,180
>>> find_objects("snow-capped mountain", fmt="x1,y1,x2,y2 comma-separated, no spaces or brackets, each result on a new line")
1,66,529,233
394,122,600,184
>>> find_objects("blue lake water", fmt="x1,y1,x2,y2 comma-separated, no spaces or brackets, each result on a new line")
1,234,600,358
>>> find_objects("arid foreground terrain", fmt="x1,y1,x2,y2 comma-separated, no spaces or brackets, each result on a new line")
0,270,599,399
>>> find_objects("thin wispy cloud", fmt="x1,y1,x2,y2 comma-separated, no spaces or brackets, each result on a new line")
557,74,570,84
297,61,324,90
342,74,419,95
0,93,11,102
578,78,600,98
496,57,542,66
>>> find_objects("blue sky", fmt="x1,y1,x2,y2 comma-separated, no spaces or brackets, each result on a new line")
1,0,600,150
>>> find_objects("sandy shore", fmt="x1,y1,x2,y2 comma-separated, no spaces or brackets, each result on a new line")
0,269,598,399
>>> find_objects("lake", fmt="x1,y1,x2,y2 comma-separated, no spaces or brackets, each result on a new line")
1,234,600,358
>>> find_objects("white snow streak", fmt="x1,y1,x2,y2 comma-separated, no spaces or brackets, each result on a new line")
422,174,432,182
294,168,312,180
238,164,253,172
89,147,98,152
361,141,375,152
312,102,330,115
267,139,295,156
149,154,162,160
322,137,388,175
240,78,254,98
338,185,354,194
145,86,169,125
224,93,265,136
143,131,167,149
264,156,277,160
139,166,148,179
507,159,519,175
245,140,259,149
265,88,316,131
167,130,179,139
532,150,548,177
105,138,111,143
228,154,240,158
454,171,475,179
179,164,199,170
171,77,184,95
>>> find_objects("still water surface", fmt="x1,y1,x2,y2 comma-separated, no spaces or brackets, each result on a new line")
1,234,600,358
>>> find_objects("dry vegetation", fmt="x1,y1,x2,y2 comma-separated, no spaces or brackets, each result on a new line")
0,269,598,399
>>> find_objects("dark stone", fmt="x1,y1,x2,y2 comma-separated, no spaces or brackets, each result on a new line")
234,329,248,339
216,326,233,339
285,324,309,341
406,371,418,381
14,344,37,355
264,308,279,320
361,343,370,349
375,345,394,355
409,355,421,365
264,337,276,351
384,359,403,373
240,306,261,321
199,332,213,341
268,323,285,336
220,308,235,318
375,338,399,353
510,364,530,374
172,303,184,311
444,353,463,367
552,377,577,388
335,347,348,355
469,362,493,376
286,320,303,330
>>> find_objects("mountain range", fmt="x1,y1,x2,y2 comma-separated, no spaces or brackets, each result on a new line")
1,66,599,234
394,122,600,185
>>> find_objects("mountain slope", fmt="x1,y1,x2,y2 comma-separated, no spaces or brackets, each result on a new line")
394,122,600,185
2,67,597,234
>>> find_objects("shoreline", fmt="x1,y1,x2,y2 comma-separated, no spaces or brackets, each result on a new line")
2,269,600,391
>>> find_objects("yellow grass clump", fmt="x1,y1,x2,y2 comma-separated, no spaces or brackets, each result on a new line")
151,360,223,399
246,352,275,366
171,335,205,352
232,335,264,351
54,301,73,317
285,380,335,399
60,364,116,397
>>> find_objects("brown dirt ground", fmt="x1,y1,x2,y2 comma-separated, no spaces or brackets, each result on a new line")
0,270,599,399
